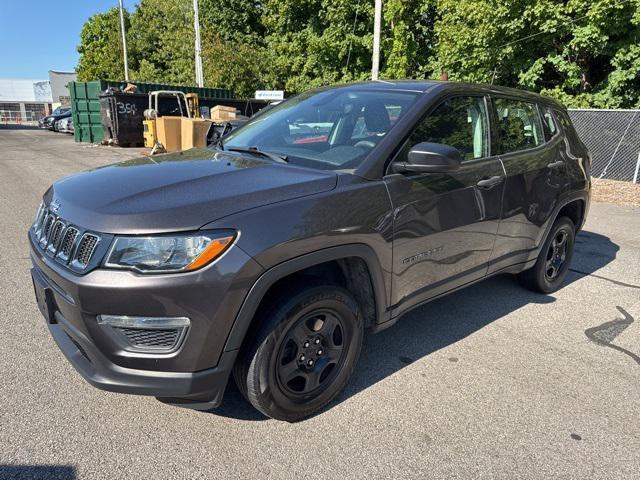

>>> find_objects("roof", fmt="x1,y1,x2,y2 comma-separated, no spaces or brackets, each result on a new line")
0,78,52,102
321,79,564,108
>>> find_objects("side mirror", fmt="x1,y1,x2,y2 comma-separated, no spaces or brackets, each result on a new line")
394,142,462,174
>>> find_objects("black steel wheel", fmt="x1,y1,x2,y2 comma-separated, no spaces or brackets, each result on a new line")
275,309,348,399
544,228,570,281
234,284,363,422
519,216,575,293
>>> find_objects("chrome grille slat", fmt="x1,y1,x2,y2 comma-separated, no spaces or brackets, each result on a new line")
57,227,79,262
74,233,100,267
39,214,55,247
46,220,66,255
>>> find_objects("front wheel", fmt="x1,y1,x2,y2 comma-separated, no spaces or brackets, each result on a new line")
519,216,576,293
234,285,363,422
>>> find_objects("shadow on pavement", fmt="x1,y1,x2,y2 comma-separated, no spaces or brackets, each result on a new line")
567,230,623,287
0,465,76,480
0,124,40,130
210,229,619,421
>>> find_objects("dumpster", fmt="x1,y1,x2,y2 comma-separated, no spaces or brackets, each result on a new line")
69,80,234,144
69,81,104,143
99,92,148,147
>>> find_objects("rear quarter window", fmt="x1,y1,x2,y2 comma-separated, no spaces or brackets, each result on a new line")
540,105,559,141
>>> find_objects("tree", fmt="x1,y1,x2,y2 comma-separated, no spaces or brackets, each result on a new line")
432,0,640,108
127,0,195,85
381,0,437,79
202,35,277,98
76,8,129,81
260,0,375,92
199,0,264,41
75,0,640,107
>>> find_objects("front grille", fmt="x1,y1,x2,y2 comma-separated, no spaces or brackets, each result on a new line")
114,327,181,350
75,234,99,266
31,204,102,272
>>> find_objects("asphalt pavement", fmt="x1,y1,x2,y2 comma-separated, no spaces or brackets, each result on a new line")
0,127,638,479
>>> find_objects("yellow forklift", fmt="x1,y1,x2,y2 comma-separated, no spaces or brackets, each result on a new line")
143,90,200,153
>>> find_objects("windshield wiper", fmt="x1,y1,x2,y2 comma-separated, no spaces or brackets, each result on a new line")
227,146,288,163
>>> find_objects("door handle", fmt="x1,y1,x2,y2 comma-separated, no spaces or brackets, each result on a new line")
547,160,565,168
476,175,503,189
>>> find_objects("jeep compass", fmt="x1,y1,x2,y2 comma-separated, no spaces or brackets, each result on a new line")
29,81,590,421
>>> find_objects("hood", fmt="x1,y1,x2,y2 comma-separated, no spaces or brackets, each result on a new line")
44,148,337,234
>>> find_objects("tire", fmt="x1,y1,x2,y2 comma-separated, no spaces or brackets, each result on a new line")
233,284,363,422
519,216,576,293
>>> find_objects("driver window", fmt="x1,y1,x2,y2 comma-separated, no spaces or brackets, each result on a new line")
406,96,489,161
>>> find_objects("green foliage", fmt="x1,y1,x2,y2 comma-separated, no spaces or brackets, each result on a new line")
202,35,277,98
434,0,640,108
128,0,195,85
76,0,640,107
76,8,127,81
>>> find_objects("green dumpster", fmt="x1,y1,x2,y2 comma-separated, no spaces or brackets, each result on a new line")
69,80,233,144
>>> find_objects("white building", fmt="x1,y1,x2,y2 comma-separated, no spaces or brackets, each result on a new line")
0,70,76,123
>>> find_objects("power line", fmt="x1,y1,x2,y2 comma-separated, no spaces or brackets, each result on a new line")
345,0,362,72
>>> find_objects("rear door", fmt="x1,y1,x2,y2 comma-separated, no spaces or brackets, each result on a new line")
487,97,567,273
385,94,505,313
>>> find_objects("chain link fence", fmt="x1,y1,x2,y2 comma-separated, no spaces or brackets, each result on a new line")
568,109,640,183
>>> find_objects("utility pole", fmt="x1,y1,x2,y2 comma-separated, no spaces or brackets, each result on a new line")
193,0,204,87
118,0,129,81
371,0,382,80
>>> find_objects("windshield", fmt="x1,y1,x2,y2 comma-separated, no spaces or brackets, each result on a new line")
222,88,419,171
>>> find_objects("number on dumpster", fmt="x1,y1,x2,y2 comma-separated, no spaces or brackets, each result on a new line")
117,102,137,116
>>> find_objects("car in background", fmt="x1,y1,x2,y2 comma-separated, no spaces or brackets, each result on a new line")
39,107,71,130
52,110,72,132
58,116,73,134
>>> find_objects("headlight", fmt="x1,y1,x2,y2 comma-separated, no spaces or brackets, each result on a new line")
104,231,236,273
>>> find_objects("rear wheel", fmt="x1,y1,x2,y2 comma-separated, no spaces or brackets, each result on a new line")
234,285,363,422
519,216,575,293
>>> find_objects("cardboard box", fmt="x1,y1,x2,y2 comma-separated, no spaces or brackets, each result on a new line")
155,116,182,152
181,117,212,150
211,105,237,122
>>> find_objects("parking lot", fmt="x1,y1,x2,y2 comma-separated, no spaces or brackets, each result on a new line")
0,127,639,479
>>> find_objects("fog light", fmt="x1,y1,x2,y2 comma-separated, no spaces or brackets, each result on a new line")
97,315,190,329
97,315,190,353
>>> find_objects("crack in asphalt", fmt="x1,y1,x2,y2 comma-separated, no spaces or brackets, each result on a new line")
585,306,639,366
569,268,640,290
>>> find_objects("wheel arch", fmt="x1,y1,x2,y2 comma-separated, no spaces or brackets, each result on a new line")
556,197,586,232
223,244,390,353
535,191,589,254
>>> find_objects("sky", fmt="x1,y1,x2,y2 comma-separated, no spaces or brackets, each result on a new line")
0,0,138,79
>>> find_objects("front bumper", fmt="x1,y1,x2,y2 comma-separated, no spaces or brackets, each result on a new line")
47,306,235,407
29,232,262,406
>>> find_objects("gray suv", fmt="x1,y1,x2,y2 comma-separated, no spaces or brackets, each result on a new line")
29,81,590,421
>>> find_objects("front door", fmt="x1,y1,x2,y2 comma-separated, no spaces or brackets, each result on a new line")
385,95,504,314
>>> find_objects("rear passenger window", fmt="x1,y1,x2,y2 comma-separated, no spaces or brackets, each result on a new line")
494,98,544,154
407,96,489,161
540,105,558,140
